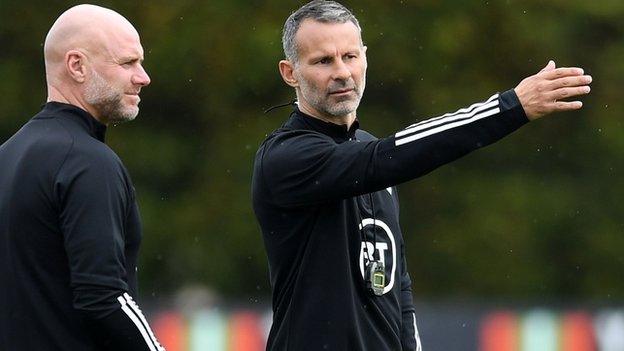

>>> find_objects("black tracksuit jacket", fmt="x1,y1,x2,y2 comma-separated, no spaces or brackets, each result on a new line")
252,90,528,350
0,102,162,350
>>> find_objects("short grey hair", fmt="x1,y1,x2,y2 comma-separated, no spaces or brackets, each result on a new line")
282,0,362,63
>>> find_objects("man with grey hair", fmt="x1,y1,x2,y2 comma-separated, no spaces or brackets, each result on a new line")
252,1,592,350
0,4,163,350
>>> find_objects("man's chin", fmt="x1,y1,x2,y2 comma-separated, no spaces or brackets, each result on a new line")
109,108,139,124
327,101,359,117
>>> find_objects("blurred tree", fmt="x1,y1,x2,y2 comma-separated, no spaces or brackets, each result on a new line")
0,0,623,302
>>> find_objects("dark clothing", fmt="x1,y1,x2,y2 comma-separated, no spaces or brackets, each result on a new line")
252,90,528,350
0,102,162,350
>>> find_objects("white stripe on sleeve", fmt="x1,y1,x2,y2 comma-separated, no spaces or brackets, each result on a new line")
117,294,165,351
122,293,165,351
400,93,499,133
395,94,500,146
413,313,422,351
396,105,500,146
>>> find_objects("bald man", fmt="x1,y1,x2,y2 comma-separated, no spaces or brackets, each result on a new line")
0,5,163,351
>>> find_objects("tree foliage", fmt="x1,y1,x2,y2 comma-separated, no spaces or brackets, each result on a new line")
1,1,623,301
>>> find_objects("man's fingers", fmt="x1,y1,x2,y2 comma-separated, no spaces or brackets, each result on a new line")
553,100,583,111
515,64,591,120
539,60,556,73
550,86,591,100
540,67,584,80
549,75,593,89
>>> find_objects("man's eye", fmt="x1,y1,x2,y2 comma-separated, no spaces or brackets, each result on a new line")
318,58,330,64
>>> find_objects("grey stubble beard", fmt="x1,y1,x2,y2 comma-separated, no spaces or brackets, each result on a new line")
297,72,365,119
84,69,138,124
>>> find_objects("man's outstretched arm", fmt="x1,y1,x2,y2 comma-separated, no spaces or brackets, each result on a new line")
258,61,592,208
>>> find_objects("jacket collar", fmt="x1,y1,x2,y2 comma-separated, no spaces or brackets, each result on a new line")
287,106,360,143
40,102,107,142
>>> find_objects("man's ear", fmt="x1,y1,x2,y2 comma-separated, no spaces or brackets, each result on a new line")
65,50,87,83
279,60,299,88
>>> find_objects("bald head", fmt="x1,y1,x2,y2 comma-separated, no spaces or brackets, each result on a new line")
44,4,150,124
45,5,137,80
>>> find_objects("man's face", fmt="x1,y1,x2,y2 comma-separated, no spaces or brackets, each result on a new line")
84,29,150,124
292,19,367,121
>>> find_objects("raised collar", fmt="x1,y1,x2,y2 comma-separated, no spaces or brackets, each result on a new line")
40,102,107,142
287,107,360,143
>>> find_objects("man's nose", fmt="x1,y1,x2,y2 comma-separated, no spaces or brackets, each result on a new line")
331,59,352,81
132,65,151,87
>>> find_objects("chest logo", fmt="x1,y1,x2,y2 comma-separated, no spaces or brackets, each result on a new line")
358,218,397,295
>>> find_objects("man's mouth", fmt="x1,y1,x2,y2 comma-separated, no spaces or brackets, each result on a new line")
125,93,141,102
329,88,354,96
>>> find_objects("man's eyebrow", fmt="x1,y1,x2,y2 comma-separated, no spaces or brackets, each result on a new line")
307,50,333,60
308,46,362,58
118,55,144,63
309,53,331,60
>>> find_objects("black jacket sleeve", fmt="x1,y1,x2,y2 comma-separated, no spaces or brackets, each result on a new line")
85,293,164,351
259,90,527,207
56,148,163,350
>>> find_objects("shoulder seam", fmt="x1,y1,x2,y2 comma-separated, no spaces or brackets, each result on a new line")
51,118,77,207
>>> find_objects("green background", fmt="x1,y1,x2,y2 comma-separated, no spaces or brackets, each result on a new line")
1,0,623,304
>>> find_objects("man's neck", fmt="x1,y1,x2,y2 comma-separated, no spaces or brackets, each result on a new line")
297,102,357,130
47,86,108,125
